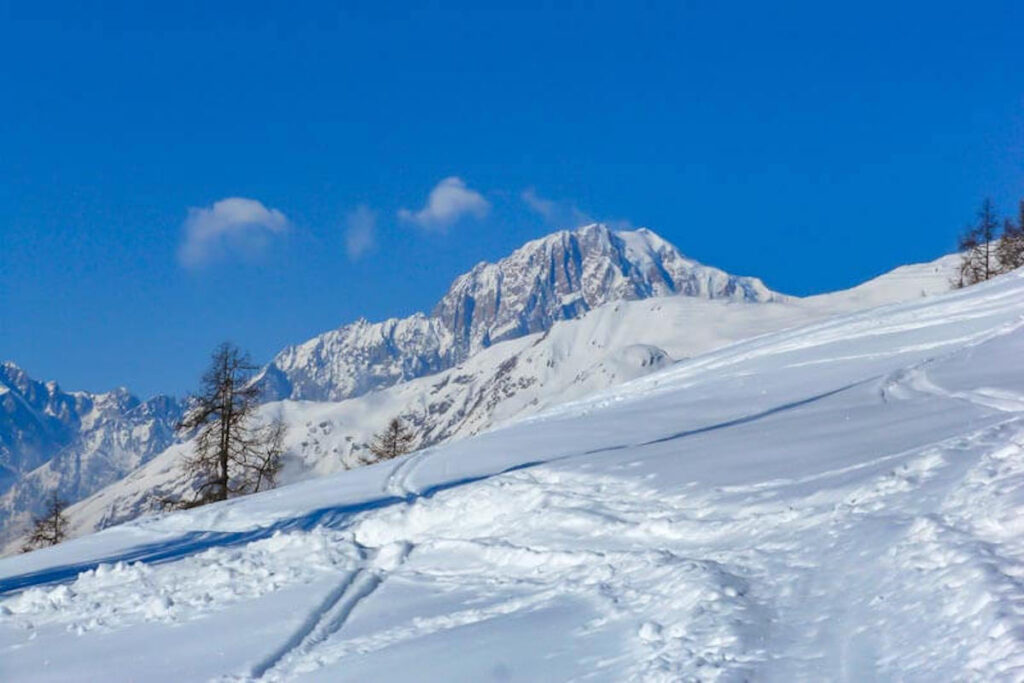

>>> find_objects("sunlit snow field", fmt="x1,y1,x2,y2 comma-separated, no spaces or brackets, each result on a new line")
3,269,1024,681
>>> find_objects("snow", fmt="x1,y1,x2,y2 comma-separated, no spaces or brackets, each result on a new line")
3,262,1023,680
19,250,965,552
0,230,955,553
0,368,181,549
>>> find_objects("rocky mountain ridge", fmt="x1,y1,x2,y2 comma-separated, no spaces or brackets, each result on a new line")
259,223,777,402
0,362,181,544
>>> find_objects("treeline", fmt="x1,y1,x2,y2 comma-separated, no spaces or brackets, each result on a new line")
956,199,1024,288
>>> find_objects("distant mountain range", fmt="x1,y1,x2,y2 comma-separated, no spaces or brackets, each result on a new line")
0,362,181,543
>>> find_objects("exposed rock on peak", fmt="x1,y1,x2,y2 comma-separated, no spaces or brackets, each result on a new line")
261,224,777,402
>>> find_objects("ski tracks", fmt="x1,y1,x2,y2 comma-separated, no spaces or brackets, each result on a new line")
383,448,431,499
244,542,411,682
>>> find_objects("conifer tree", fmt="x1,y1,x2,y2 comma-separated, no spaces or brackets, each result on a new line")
369,417,416,462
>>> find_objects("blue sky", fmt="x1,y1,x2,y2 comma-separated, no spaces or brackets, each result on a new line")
1,1,1023,398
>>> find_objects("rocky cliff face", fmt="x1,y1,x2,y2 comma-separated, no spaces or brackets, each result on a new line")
258,314,457,402
0,362,181,544
260,224,777,402
434,225,776,353
1,362,83,485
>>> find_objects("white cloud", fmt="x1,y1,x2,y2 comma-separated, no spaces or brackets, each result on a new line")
178,197,289,268
398,177,490,231
344,205,377,260
521,188,593,229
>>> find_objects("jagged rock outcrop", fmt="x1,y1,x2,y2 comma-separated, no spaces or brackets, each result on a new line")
0,362,181,544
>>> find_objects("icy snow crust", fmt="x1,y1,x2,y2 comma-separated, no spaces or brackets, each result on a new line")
3,268,1024,680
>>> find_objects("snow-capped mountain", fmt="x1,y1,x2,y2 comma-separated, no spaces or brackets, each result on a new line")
432,224,778,353
0,363,181,546
260,223,777,402
259,315,456,404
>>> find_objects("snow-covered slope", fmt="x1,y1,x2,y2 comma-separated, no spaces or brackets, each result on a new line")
0,224,773,544
46,252,962,544
0,226,949,551
260,223,777,402
2,264,1022,681
0,364,181,547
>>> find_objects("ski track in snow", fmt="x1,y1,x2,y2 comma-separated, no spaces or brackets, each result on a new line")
245,542,411,681
0,377,878,599
232,468,774,681
255,363,1024,680
383,447,431,499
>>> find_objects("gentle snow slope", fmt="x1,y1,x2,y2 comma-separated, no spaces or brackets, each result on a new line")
2,265,1023,681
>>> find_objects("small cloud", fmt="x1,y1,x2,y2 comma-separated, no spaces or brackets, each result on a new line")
398,177,490,232
178,197,289,268
522,188,593,229
344,205,377,260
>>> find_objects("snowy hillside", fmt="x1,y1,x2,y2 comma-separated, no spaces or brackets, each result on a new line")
0,225,771,545
54,252,961,542
0,364,180,548
0,227,948,549
258,223,777,402
1,262,1022,681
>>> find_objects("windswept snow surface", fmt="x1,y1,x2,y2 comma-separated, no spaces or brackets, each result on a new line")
3,268,1024,681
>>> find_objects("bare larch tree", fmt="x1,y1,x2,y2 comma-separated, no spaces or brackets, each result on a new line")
22,491,69,553
172,342,286,508
997,200,1024,274
956,198,1001,288
369,417,416,462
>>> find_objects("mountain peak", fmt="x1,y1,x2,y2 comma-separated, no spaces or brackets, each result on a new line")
433,224,778,354
0,361,28,385
263,226,778,402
